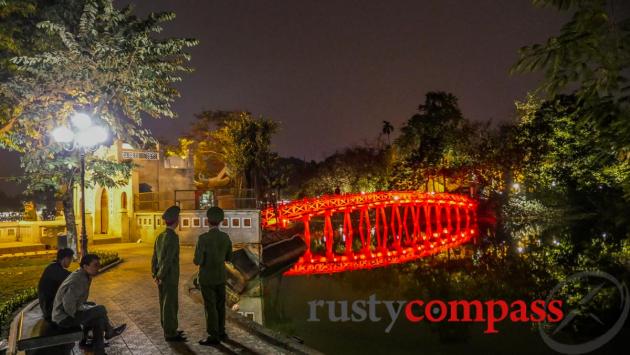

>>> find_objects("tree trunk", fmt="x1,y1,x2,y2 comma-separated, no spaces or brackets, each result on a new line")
62,187,78,256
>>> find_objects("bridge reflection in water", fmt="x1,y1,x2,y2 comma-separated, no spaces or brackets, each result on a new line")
262,191,478,276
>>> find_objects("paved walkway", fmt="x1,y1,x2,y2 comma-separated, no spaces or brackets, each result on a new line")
78,243,288,355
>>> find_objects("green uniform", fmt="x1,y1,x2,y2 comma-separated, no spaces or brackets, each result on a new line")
152,228,180,338
193,227,232,338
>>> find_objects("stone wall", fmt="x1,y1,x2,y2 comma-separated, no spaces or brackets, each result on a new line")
0,219,66,246
133,210,261,246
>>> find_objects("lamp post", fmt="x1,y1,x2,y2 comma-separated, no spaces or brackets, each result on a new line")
51,113,108,257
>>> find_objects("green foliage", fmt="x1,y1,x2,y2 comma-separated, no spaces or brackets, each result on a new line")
191,111,279,195
515,94,630,191
0,1,86,82
396,92,465,164
0,0,197,244
0,287,37,334
0,0,197,190
0,0,35,55
302,145,389,196
513,0,630,196
514,0,629,101
93,250,119,267
390,91,494,192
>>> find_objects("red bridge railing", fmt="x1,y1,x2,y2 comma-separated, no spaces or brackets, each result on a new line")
262,191,478,275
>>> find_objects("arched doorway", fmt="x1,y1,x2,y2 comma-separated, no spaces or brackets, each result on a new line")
100,189,109,234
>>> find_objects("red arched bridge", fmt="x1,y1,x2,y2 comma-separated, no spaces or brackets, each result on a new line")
261,191,478,276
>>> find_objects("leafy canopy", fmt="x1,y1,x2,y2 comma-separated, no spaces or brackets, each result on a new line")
0,0,198,194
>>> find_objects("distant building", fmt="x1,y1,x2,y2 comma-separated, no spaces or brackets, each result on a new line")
73,141,195,244
1,141,260,253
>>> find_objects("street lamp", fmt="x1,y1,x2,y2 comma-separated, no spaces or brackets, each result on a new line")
52,113,109,256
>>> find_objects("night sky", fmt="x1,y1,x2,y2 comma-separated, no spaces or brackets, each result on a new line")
1,0,574,195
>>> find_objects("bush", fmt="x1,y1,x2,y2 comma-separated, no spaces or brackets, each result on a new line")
93,250,120,268
0,287,37,335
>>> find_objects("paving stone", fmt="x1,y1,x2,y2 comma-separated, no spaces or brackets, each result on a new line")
78,243,290,355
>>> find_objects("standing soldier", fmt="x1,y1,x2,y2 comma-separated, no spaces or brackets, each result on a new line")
194,207,232,345
152,205,186,342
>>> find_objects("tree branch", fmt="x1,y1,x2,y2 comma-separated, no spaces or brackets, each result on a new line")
0,116,17,135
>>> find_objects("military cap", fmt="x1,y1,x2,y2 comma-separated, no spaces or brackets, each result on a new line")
162,205,181,224
206,206,225,224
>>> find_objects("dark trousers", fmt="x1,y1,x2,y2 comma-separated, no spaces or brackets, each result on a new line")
158,281,179,338
58,305,111,355
200,283,226,338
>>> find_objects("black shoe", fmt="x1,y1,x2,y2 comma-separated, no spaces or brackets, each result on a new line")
105,324,127,340
219,333,228,341
199,337,220,346
177,330,185,336
165,334,187,342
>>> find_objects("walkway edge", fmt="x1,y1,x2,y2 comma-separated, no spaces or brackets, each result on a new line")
226,309,324,355
98,258,123,273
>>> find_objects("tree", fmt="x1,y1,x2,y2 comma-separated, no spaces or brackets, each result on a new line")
512,0,630,196
0,1,34,63
183,111,279,198
302,145,389,196
0,1,85,80
516,94,629,191
0,0,197,250
270,156,317,199
390,92,481,192
381,120,394,145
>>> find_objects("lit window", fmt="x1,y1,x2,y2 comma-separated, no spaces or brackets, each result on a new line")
242,218,252,228
193,218,200,227
181,218,190,228
221,218,229,227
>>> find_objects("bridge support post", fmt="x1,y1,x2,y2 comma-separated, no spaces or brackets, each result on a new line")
378,207,388,252
402,206,410,247
359,206,371,255
410,205,419,246
455,206,461,238
303,216,312,261
324,210,334,260
424,203,432,249
344,209,353,257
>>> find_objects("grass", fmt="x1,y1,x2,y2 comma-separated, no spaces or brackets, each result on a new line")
0,257,79,302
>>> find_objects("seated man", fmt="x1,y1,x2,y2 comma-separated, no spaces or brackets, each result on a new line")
52,254,126,355
38,248,74,321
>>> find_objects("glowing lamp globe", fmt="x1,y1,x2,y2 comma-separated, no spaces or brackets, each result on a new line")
77,126,108,147
51,126,74,143
70,113,92,130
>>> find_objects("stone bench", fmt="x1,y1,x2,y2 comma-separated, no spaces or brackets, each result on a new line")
8,301,82,355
